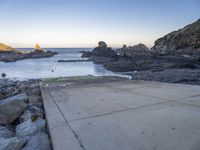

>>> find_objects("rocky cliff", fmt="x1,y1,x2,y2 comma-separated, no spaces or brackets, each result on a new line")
0,43,15,52
152,19,200,55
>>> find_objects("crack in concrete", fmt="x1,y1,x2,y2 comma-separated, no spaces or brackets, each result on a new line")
47,89,86,150
130,90,200,108
68,101,167,122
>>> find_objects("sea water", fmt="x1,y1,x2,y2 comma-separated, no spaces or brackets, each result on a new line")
0,48,125,79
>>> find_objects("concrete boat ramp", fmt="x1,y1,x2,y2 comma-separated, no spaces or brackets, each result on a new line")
41,76,200,150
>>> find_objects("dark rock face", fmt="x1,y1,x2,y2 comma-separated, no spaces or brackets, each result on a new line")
91,41,117,58
98,41,107,48
81,41,117,63
152,19,200,55
92,47,117,57
81,51,92,58
116,43,150,58
130,69,200,85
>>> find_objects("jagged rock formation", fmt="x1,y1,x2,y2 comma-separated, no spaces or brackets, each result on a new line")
0,43,15,52
152,19,200,55
91,41,117,58
81,41,117,63
35,44,43,51
116,43,150,58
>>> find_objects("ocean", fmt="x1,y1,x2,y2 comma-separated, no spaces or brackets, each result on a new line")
0,48,124,80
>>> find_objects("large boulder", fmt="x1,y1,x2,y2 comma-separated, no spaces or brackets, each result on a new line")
0,94,28,125
16,118,46,138
152,19,200,55
91,41,117,58
0,137,26,150
81,41,118,64
98,41,107,48
22,133,51,150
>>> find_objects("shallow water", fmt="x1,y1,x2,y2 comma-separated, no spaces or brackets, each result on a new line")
0,48,123,80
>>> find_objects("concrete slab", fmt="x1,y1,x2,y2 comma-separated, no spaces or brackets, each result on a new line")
69,102,200,150
41,77,200,150
41,87,83,150
49,84,165,121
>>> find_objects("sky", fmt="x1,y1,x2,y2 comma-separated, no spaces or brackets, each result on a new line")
0,0,199,48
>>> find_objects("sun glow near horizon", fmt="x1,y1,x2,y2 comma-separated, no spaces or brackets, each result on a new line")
0,0,199,48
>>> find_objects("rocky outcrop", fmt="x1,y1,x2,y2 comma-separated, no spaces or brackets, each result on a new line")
81,41,117,64
35,44,42,51
0,42,57,62
116,43,150,57
152,19,200,55
0,43,15,52
0,94,28,124
91,41,117,58
81,51,92,58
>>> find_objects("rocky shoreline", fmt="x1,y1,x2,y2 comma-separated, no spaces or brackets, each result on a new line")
0,50,57,62
0,79,51,150
0,43,57,62
81,19,200,85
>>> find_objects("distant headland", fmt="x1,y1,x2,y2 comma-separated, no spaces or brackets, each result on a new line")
0,44,57,62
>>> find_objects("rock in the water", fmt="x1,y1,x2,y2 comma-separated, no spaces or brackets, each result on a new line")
81,41,117,64
16,118,46,138
81,51,92,58
22,133,51,150
1,73,6,78
91,41,117,58
152,18,200,55
0,94,28,125
0,126,14,139
0,137,26,150
98,41,107,48
35,44,43,51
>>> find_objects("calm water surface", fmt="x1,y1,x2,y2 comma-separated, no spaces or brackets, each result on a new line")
0,48,123,79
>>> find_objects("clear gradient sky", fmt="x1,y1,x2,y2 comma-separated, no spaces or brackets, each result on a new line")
0,0,199,48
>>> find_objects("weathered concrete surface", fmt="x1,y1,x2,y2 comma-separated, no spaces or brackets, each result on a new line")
41,77,200,150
